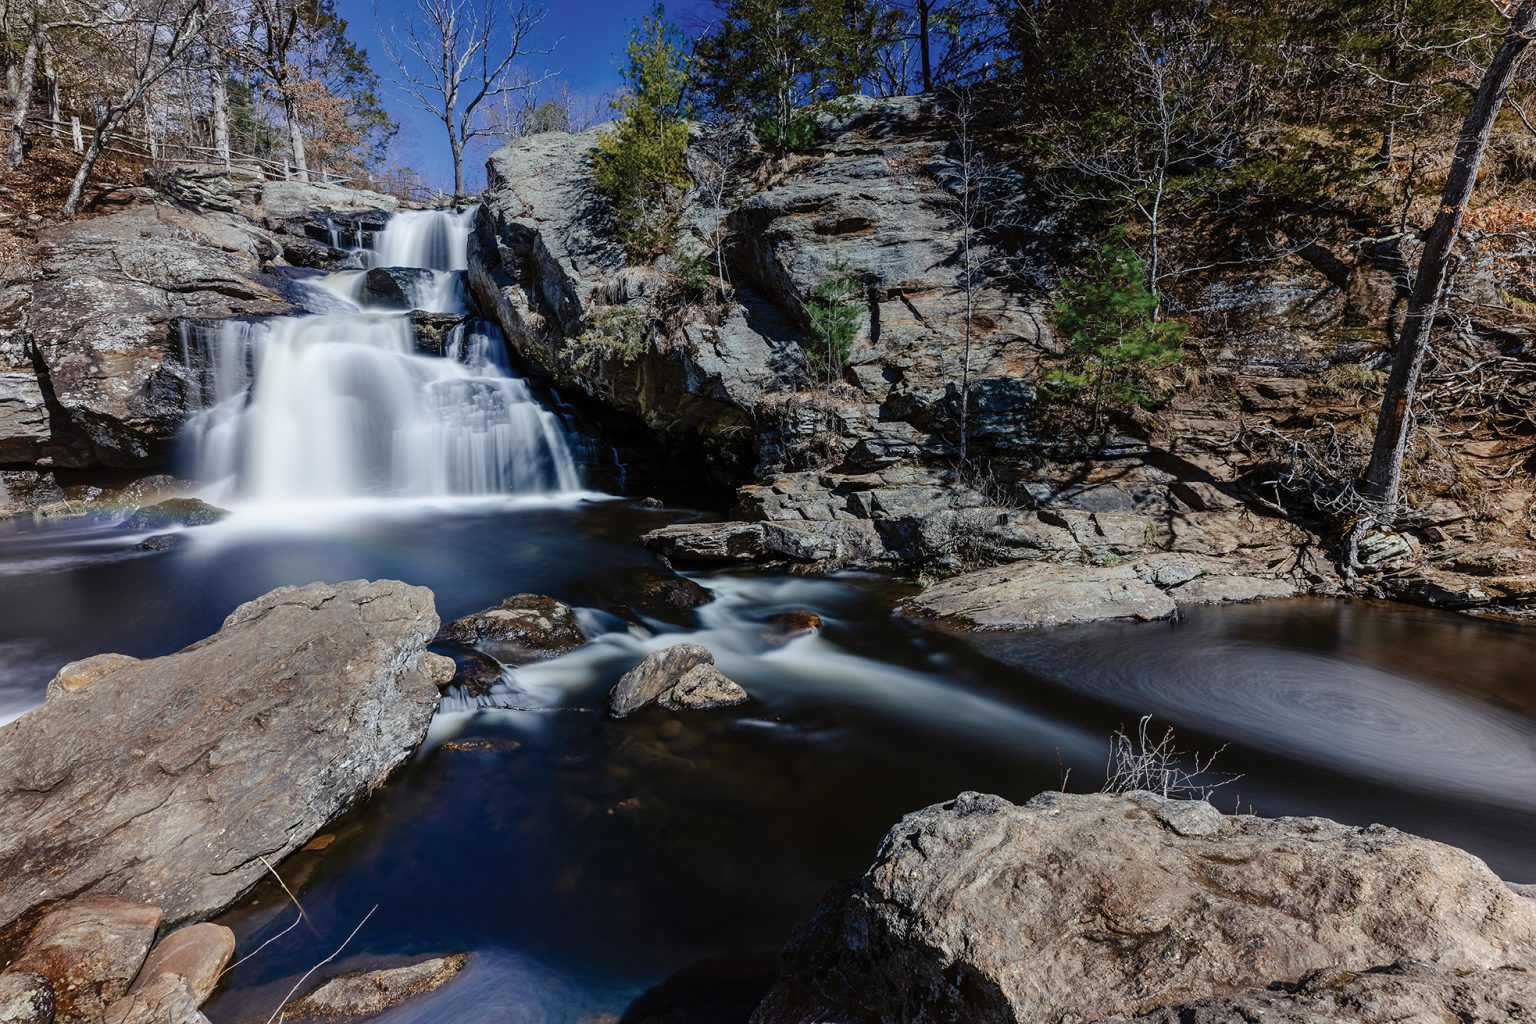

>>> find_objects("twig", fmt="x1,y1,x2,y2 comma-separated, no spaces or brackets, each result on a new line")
264,905,378,1024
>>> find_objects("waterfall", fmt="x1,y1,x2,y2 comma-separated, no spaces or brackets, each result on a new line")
179,208,581,502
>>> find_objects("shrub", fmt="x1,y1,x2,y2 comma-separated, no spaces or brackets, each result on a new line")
804,266,862,385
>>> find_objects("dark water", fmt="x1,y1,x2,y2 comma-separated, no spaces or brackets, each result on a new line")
1,499,1534,1023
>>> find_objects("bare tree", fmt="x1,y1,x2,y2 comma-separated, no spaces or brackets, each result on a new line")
62,0,209,214
1350,0,1536,551
241,0,314,181
1047,20,1250,310
6,0,92,168
690,118,749,295
379,0,551,195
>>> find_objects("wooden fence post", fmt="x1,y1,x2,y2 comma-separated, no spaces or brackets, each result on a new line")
71,117,83,152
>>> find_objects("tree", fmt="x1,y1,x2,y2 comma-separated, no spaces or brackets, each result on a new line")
692,0,895,153
1048,235,1186,440
871,0,1001,95
1352,0,1536,541
62,0,210,214
592,3,691,259
5,0,92,169
380,0,549,195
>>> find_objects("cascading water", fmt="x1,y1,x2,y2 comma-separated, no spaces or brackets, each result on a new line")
178,208,580,502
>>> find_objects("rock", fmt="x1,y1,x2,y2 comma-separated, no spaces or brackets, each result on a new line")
28,206,293,469
0,580,441,929
0,972,54,1024
655,664,750,711
7,896,162,1023
752,791,1536,1024
117,498,228,532
44,652,139,702
0,371,53,464
1093,959,1536,1024
101,974,209,1024
425,652,457,688
906,561,1177,629
258,181,398,222
609,643,748,718
642,522,768,566
359,266,438,310
764,611,822,646
128,923,235,1006
439,593,586,663
408,310,472,357
1171,574,1297,605
446,648,503,696
280,238,356,270
630,574,714,618
283,954,469,1020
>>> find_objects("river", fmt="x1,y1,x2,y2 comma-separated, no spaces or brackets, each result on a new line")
0,209,1531,1023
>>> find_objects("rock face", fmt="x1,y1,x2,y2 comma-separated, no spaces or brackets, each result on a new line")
608,643,748,718
5,896,162,1023
26,205,293,468
753,791,1536,1024
0,579,441,930
904,553,1297,629
439,593,587,664
284,954,469,1020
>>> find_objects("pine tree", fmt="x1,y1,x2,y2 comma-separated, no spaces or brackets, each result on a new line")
593,3,691,259
1048,236,1187,439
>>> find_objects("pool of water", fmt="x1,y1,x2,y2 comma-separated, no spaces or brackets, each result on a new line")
1,499,1533,1023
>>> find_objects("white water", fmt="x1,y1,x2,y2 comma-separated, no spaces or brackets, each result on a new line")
178,208,580,503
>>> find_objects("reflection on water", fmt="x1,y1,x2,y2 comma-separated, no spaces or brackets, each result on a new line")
0,503,1533,1023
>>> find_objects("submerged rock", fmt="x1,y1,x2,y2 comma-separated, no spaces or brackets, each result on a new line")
117,498,228,532
440,593,586,664
360,266,437,310
6,896,161,1024
0,579,441,929
284,954,469,1020
752,791,1536,1024
609,643,748,718
126,923,235,1008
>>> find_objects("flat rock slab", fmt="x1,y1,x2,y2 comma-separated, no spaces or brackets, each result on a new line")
0,580,441,930
285,954,469,1019
6,896,161,1023
753,791,1536,1024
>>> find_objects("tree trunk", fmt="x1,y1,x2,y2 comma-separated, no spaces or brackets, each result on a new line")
6,29,39,169
1358,0,1536,525
42,39,59,139
283,95,309,182
210,61,231,170
63,109,123,215
450,132,464,195
918,0,932,92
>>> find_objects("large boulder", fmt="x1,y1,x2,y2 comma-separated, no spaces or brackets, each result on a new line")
0,579,441,930
439,593,586,664
0,972,54,1024
27,205,294,468
608,643,748,718
257,181,399,223
5,896,161,1023
753,791,1536,1024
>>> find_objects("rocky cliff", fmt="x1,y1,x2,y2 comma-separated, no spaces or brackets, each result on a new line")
469,95,1536,620
0,178,403,515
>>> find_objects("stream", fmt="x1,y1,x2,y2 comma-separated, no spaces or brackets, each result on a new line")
0,209,1532,1023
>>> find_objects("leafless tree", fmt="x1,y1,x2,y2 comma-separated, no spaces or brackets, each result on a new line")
690,118,750,295
5,0,93,168
1047,20,1250,310
62,0,210,214
378,0,552,195
240,0,315,181
1349,0,1536,560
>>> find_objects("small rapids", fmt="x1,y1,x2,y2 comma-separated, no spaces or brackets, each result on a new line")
175,208,579,503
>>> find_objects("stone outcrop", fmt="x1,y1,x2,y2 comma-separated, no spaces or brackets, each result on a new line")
753,791,1536,1024
0,579,441,930
283,954,468,1020
608,643,748,718
904,553,1298,629
25,205,294,469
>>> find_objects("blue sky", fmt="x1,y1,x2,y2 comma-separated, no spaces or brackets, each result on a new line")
335,0,710,190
